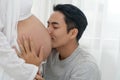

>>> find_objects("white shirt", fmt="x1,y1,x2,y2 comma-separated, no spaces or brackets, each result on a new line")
0,66,14,80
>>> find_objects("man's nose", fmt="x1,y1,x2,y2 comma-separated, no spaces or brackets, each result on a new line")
47,27,53,34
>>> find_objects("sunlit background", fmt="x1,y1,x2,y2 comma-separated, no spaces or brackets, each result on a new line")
32,0,120,80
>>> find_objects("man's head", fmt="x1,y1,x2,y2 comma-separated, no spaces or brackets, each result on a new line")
53,4,88,41
47,4,88,48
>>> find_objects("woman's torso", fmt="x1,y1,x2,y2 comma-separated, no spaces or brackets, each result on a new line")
17,15,51,60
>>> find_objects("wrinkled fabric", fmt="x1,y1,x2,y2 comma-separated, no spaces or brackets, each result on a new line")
0,66,14,80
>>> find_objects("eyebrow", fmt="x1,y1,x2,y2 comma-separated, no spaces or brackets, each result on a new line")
47,21,59,25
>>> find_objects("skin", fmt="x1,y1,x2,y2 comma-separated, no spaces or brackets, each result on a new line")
17,15,51,60
47,11,79,60
15,36,44,67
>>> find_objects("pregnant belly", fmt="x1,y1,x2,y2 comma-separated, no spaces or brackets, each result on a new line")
17,15,51,60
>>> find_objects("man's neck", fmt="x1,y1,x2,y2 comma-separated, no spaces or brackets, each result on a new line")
57,41,79,60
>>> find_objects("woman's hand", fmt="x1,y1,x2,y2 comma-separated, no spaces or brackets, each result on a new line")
34,72,45,80
34,74,44,80
15,36,44,66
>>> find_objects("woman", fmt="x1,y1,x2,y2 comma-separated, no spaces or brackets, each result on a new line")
0,0,51,80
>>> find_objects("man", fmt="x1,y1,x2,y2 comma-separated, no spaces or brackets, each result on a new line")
43,4,101,80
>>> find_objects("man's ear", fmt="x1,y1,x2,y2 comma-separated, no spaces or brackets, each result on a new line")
69,28,78,39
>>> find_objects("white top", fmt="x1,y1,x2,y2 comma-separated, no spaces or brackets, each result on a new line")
0,0,38,80
0,66,14,80
44,46,101,80
19,0,33,21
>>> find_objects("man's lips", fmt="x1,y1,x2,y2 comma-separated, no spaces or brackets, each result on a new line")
50,36,54,40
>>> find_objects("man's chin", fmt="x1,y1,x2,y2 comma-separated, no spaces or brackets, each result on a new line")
52,44,56,48
52,46,55,48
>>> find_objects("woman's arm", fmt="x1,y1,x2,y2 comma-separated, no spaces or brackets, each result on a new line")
0,31,38,80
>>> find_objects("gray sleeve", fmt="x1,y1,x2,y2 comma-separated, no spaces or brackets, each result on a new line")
70,62,101,80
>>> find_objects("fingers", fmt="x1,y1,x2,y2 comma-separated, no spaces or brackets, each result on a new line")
23,36,30,53
29,36,36,53
18,36,31,54
17,39,26,55
38,47,44,62
35,74,44,80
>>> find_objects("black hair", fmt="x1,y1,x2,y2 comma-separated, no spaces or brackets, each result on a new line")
53,4,88,41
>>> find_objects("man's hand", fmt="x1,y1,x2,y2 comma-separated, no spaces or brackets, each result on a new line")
15,36,44,66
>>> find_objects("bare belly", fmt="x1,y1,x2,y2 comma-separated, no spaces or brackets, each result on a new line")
17,15,51,60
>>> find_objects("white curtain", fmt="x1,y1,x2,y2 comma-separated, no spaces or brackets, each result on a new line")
32,0,120,80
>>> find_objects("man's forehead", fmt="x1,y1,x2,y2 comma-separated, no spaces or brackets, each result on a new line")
50,11,64,19
48,12,65,23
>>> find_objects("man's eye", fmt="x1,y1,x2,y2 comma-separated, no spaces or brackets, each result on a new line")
53,27,58,29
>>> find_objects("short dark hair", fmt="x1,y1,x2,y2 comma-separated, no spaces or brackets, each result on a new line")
53,4,88,41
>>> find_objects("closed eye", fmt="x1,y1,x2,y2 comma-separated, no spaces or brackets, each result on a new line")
47,21,59,29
